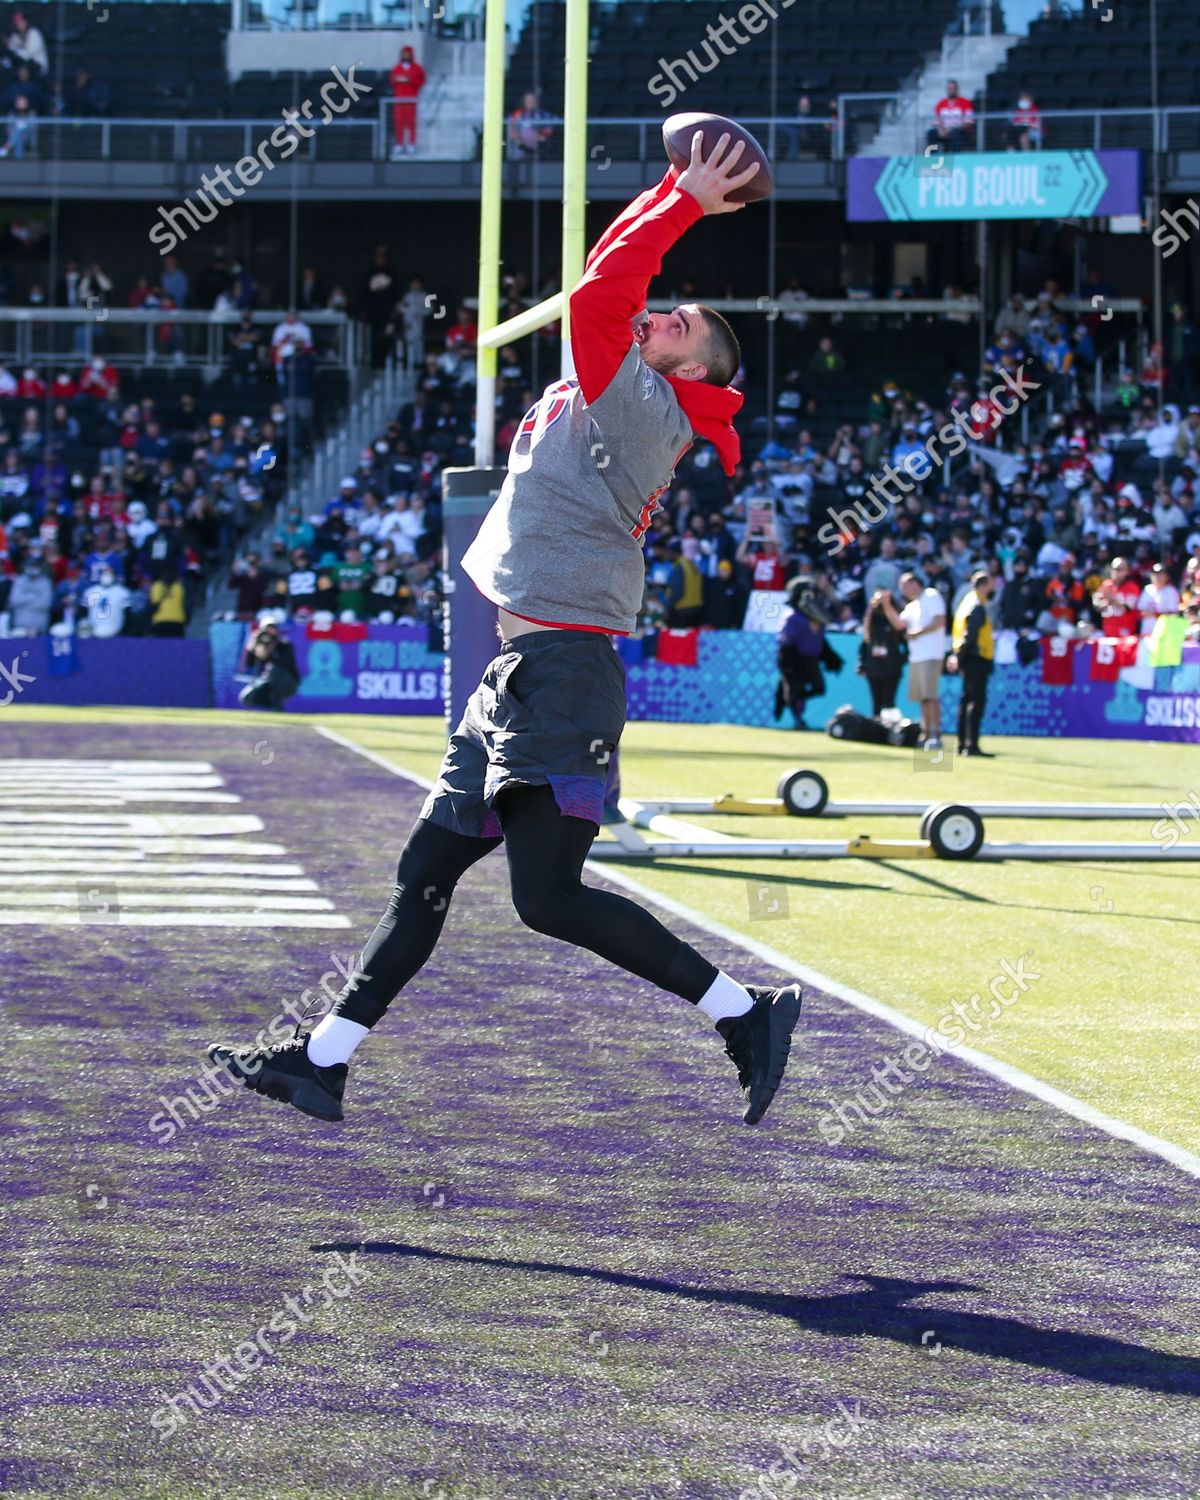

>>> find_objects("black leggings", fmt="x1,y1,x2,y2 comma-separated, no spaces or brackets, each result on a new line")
332,785,718,1028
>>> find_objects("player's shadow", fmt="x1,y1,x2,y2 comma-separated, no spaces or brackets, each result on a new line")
311,1245,1200,1398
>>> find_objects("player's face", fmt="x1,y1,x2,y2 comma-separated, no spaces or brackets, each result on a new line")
635,303,708,380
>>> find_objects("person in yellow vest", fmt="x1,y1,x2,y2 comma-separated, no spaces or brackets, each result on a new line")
664,543,705,627
149,577,187,638
948,569,995,757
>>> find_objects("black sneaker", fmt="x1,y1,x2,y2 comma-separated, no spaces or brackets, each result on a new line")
716,984,803,1125
206,1034,347,1122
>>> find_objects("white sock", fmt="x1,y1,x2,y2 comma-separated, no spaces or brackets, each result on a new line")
306,1014,370,1067
696,970,755,1023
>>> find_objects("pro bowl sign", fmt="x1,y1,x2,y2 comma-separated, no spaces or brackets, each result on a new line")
848,149,1140,222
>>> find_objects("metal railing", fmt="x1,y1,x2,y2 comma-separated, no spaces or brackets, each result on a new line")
837,100,1198,159
15,104,1200,166
228,0,481,32
0,309,363,373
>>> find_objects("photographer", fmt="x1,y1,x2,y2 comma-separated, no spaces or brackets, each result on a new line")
858,589,906,714
238,618,300,712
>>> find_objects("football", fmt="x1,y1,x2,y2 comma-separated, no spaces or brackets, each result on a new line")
661,111,774,202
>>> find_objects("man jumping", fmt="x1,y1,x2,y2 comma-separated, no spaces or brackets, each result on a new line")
209,133,803,1126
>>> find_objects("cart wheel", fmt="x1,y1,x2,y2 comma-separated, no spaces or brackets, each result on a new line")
919,803,949,841
927,804,985,860
776,768,829,817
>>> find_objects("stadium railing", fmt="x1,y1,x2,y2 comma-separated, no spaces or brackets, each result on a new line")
21,105,1199,166
11,107,1200,167
0,310,363,374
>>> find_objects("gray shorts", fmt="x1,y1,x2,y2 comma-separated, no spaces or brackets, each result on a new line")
419,629,627,839
908,657,944,702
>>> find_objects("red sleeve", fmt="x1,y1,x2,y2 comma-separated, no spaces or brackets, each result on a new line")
569,170,704,405
413,64,426,90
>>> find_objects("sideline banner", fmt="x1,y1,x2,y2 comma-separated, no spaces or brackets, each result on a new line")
210,619,445,714
207,622,1200,743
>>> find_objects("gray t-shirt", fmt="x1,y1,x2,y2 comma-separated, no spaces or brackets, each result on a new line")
461,343,694,633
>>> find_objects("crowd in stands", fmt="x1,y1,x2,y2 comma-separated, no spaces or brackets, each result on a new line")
0,366,289,638
635,287,1200,654
5,236,1199,665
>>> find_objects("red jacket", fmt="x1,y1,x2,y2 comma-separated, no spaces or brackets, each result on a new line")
569,169,743,475
390,60,426,101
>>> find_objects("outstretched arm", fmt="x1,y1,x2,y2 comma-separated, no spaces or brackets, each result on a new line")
570,132,760,404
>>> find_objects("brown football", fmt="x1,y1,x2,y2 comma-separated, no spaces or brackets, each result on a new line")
662,111,773,202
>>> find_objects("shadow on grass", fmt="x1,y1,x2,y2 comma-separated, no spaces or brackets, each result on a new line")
310,1248,1200,1398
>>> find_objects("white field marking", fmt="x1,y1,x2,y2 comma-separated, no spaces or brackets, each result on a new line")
0,840,289,855
312,726,1200,1183
2,813,263,832
0,793,241,806
15,875,319,891
1,758,344,930
0,759,216,772
0,911,352,928
0,773,225,786
1,891,335,910
0,861,307,876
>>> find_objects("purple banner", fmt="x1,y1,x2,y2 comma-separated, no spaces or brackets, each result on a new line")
2,635,211,708
210,619,445,714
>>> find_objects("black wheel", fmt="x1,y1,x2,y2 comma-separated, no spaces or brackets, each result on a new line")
776,768,829,817
919,803,950,841
927,803,985,860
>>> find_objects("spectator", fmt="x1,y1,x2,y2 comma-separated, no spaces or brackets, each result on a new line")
335,542,371,619
389,44,426,158
8,552,51,633
507,90,554,159
1,62,42,113
1092,556,1141,636
271,310,313,390
82,564,130,637
0,93,35,159
361,245,400,368
808,336,845,376
858,590,906,715
7,12,47,76
663,542,705,627
1007,91,1043,150
286,548,318,613
736,526,787,589
78,355,119,401
1168,304,1195,399
780,93,824,161
1138,562,1181,633
64,67,110,117
228,311,265,386
195,250,232,309
161,254,188,308
297,265,327,314
882,571,947,750
928,80,975,152
702,557,749,628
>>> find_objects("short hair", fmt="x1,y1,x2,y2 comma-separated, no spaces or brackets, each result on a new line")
696,305,740,387
971,569,991,588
